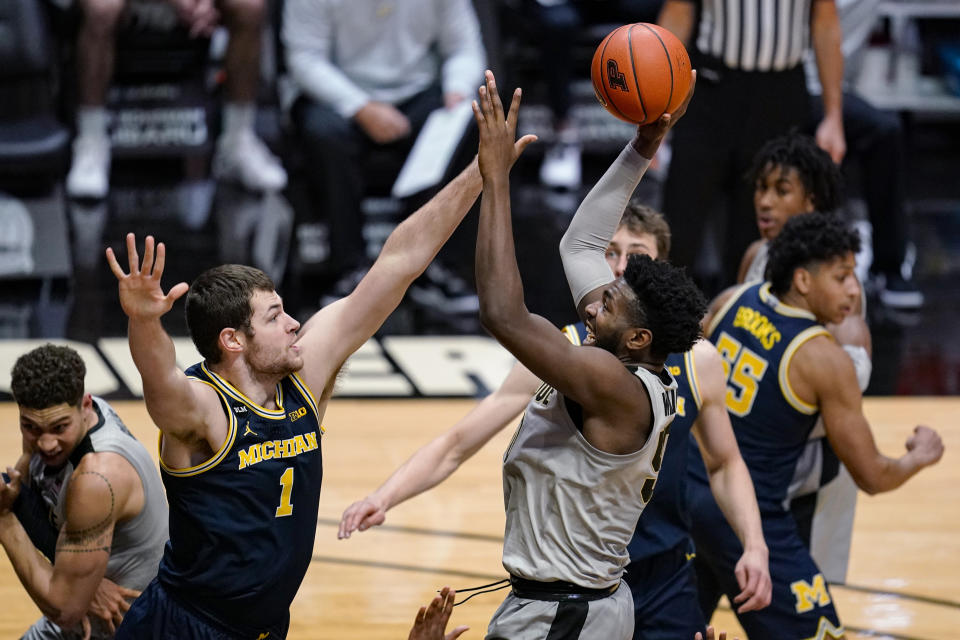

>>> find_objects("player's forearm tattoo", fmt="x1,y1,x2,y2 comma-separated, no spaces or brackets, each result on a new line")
55,471,114,555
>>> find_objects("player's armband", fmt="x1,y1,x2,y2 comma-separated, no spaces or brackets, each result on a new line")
841,345,871,392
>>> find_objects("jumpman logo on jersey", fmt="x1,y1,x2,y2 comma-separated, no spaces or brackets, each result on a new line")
243,422,258,438
257,633,270,639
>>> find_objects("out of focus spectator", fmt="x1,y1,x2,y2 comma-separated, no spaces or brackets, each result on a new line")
658,0,845,292
68,0,287,199
516,0,662,191
282,0,486,308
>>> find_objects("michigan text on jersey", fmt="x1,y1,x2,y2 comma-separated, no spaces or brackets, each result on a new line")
238,432,319,470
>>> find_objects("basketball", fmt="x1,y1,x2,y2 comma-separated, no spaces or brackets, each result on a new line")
591,23,693,125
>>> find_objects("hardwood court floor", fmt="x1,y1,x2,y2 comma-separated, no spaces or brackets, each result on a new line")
0,398,957,639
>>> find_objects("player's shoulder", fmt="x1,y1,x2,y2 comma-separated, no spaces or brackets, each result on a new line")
790,330,854,383
71,450,139,489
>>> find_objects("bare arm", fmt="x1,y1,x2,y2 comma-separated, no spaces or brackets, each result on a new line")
657,0,697,45
473,72,649,447
737,240,764,284
689,341,770,613
794,338,943,494
106,234,224,444
703,285,745,337
0,454,139,630
338,362,540,538
810,0,846,163
296,160,482,398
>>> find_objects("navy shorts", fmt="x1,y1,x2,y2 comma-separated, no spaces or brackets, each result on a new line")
688,481,844,639
116,579,287,640
624,540,706,640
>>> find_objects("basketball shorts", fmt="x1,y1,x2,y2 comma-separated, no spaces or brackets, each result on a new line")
485,578,634,640
688,481,844,639
115,579,287,640
624,540,706,640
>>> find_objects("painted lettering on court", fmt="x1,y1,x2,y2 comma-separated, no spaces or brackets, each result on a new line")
790,574,832,613
606,60,628,92
238,432,318,470
732,306,782,350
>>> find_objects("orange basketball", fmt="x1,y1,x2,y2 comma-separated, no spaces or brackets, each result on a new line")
591,23,693,125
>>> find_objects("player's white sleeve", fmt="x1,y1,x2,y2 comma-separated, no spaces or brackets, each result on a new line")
559,143,651,306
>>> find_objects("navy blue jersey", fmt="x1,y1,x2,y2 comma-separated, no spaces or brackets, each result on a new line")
562,324,701,561
695,282,829,513
156,362,324,637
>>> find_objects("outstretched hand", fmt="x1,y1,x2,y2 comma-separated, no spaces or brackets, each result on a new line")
631,69,698,159
408,587,469,640
338,496,387,539
471,70,537,181
106,234,189,322
694,626,740,640
732,545,772,613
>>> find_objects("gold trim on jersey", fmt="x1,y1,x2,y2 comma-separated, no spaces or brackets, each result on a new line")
705,283,752,338
803,616,844,640
290,372,325,436
159,379,239,477
759,283,817,320
778,326,832,415
684,349,703,410
562,324,582,346
199,363,287,420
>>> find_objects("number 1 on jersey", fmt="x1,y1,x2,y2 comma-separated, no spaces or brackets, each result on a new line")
276,467,294,517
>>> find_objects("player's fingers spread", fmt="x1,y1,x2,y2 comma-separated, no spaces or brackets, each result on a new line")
447,625,470,640
126,233,140,274
506,88,522,130
105,248,127,279
143,236,156,273
471,100,484,125
153,242,167,279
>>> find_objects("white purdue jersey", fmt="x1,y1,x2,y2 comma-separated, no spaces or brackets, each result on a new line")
501,365,677,589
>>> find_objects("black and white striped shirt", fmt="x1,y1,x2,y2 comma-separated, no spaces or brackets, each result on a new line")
693,0,820,71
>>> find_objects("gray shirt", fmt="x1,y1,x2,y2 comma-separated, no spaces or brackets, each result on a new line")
283,0,486,118
29,397,168,592
501,366,677,589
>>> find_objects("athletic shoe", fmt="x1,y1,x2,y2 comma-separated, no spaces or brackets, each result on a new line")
66,135,110,199
877,272,924,309
320,266,369,307
213,131,288,192
539,142,581,190
409,262,479,314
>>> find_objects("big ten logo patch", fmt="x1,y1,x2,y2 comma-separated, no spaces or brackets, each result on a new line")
288,406,308,422
790,574,832,613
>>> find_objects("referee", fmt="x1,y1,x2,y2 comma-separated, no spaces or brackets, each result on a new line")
657,0,845,291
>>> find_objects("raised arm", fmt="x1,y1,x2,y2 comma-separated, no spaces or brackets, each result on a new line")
810,0,845,164
0,453,141,632
559,76,695,319
689,341,770,613
338,361,540,538
106,234,225,446
794,337,944,494
657,0,697,46
472,71,655,451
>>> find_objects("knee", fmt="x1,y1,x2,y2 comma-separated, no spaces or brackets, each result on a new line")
221,0,266,30
296,103,356,150
79,0,125,31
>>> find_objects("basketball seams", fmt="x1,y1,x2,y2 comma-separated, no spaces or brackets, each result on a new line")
625,24,649,124
597,27,633,124
638,23,675,117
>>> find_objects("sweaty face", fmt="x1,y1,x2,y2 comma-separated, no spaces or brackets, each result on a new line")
242,290,304,377
583,280,639,354
804,253,860,325
605,229,659,278
754,165,815,241
19,400,90,469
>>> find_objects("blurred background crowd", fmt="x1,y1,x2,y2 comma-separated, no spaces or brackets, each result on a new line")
1,0,959,395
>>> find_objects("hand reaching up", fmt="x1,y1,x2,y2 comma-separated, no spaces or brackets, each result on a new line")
106,234,189,322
